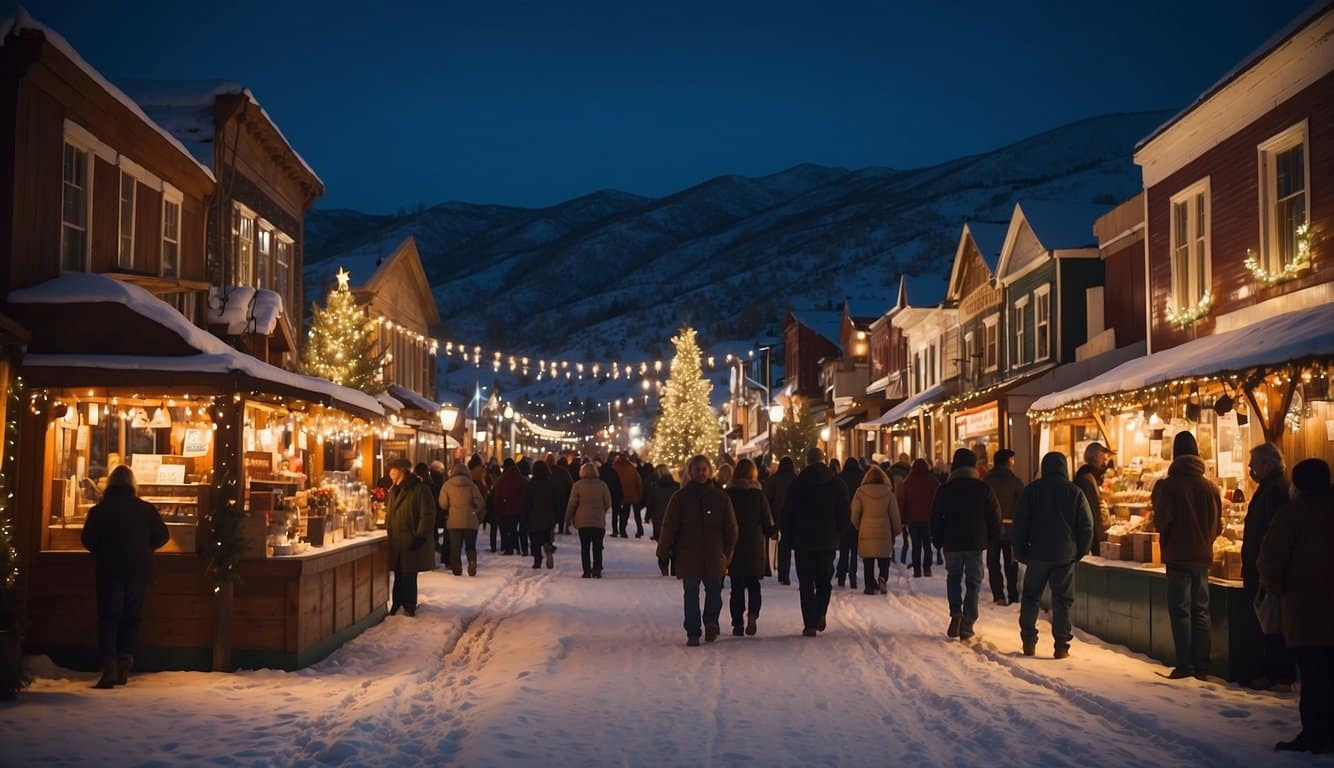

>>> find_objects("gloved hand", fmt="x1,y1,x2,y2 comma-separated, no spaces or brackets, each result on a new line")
410,536,426,551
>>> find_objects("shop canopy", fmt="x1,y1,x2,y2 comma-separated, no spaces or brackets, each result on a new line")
386,384,441,414
1030,302,1334,413
863,384,945,428
9,273,385,420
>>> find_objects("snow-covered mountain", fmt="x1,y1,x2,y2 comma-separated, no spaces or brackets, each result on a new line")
306,110,1171,418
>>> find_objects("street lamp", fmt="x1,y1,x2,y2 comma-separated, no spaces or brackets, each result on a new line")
767,402,784,467
438,403,460,466
502,404,515,458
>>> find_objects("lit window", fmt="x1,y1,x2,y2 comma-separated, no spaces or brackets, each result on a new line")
118,171,136,269
276,237,291,310
1035,286,1051,361
232,206,255,286
1013,297,1028,366
1258,122,1308,272
60,142,89,272
983,314,999,371
161,198,180,279
257,227,272,289
1169,179,1210,313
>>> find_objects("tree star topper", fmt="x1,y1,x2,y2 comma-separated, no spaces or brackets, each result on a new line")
335,267,351,291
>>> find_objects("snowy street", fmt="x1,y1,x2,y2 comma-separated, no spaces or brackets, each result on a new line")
1,532,1307,767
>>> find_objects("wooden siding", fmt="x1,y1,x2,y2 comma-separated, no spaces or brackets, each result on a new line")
1103,235,1147,346
1146,70,1334,351
1058,258,1105,362
784,320,840,400
1006,263,1055,376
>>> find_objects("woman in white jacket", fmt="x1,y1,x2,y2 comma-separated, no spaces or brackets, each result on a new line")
852,465,903,595
565,462,613,578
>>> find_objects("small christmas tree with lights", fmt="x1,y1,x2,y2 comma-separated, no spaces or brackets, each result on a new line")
771,395,819,466
652,326,721,471
299,268,384,394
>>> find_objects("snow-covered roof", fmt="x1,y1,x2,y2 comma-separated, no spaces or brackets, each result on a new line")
387,384,441,414
0,10,216,184
207,286,285,336
377,392,405,413
1030,302,1334,412
10,273,382,417
116,79,324,189
789,311,843,349
963,221,1009,272
1136,1,1333,151
1016,201,1109,250
865,384,945,427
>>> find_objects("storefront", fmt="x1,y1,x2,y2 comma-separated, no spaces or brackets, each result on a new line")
865,384,944,463
10,275,392,671
1028,302,1334,681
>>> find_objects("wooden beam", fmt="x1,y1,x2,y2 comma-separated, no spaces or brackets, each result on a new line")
1268,374,1299,443
1243,386,1273,442
1090,411,1114,453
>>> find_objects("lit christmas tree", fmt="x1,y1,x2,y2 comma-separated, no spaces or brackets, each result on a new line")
299,268,384,394
771,395,819,466
652,326,721,471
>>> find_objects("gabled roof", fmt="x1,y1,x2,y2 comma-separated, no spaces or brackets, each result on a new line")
787,311,843,350
359,237,441,328
996,201,1110,282
0,11,215,184
844,300,885,326
306,237,440,328
946,221,1007,301
895,274,946,311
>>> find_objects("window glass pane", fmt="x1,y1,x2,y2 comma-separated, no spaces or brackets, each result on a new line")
162,201,180,278
61,143,89,272
119,172,135,269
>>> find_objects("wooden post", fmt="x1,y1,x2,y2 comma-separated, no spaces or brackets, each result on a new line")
210,395,243,672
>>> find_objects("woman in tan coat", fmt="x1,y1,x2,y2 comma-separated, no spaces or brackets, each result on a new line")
566,462,613,578
852,465,903,595
439,463,486,576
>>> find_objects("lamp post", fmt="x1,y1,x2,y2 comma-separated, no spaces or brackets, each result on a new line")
767,402,784,471
439,403,459,466
503,404,515,459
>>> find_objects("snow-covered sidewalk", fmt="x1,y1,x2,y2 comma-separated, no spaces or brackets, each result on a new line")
0,534,1310,767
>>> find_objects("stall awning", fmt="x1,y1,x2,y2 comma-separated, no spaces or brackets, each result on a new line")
866,384,944,428
387,384,441,414
737,432,769,457
1030,302,1334,413
834,410,866,429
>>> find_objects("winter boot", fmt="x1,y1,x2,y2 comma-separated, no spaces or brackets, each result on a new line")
947,614,962,639
116,655,133,686
544,542,554,569
877,577,888,594
1022,642,1036,657
1053,646,1070,660
864,584,878,596
732,625,744,637
923,565,933,578
745,613,758,636
704,624,720,643
93,657,118,689
913,565,922,578
837,576,846,587
848,573,857,590
467,551,478,576
532,557,542,569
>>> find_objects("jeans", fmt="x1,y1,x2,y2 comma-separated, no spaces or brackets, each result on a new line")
862,557,891,587
683,577,724,638
391,568,418,611
446,529,479,573
1019,560,1074,648
945,550,984,633
836,529,859,583
529,528,552,567
1166,565,1211,673
632,504,644,537
908,523,932,570
987,539,1020,601
578,527,604,575
776,539,793,581
1294,647,1334,746
95,579,147,660
794,550,835,630
729,575,762,627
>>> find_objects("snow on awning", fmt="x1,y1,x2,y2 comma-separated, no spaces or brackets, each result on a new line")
1030,302,1334,413
207,286,285,336
387,385,441,414
10,273,384,419
865,384,945,427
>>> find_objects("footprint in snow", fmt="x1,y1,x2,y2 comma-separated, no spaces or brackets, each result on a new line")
1218,708,1250,718
516,670,529,679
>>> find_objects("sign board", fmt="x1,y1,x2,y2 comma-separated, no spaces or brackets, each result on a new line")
955,404,999,439
156,464,186,484
130,453,162,480
182,428,211,457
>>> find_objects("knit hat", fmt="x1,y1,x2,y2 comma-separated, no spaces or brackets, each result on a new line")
1172,431,1199,458
951,448,977,470
1291,458,1331,494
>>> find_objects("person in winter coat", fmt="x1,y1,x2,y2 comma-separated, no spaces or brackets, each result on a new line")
715,463,734,490
81,465,169,688
658,455,739,646
889,460,911,562
930,448,1002,641
491,458,529,555
725,459,777,636
613,454,644,538
1242,443,1297,691
983,448,1026,606
1259,459,1334,754
1151,430,1223,680
566,462,613,578
548,454,574,536
386,458,438,617
644,465,681,573
439,463,486,576
1074,442,1114,557
781,447,851,637
764,456,797,584
522,461,562,570
1013,452,1094,658
836,458,865,589
900,459,940,578
600,456,625,537
851,465,902,595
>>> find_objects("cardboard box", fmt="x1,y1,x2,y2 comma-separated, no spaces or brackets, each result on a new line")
1132,532,1161,564
1100,542,1121,559
1224,550,1243,580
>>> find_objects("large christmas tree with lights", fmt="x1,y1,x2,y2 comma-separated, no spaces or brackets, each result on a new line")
652,326,721,471
299,268,384,394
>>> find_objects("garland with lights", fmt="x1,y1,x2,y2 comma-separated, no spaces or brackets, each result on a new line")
0,375,28,699
299,268,385,394
651,326,722,470
1164,291,1213,328
205,396,245,593
1243,224,1319,287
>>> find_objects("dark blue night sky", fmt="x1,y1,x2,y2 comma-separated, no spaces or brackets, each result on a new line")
8,0,1315,212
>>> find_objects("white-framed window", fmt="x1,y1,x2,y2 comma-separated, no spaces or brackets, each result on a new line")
161,185,182,279
276,235,292,311
118,170,136,269
983,314,999,371
60,141,90,272
232,205,255,287
964,331,977,382
1035,285,1051,361
1013,295,1029,367
1169,178,1211,312
1257,121,1309,272
256,226,272,289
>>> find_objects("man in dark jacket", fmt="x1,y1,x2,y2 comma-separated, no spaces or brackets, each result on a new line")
836,457,865,589
764,457,797,584
491,458,529,555
386,458,438,617
1074,442,1114,556
1013,452,1094,658
1241,442,1296,690
657,455,738,646
931,448,1002,640
781,447,851,637
1152,431,1222,680
600,454,625,537
983,448,1025,606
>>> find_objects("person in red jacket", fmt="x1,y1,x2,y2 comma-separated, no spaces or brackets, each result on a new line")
899,459,940,577
490,458,529,555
